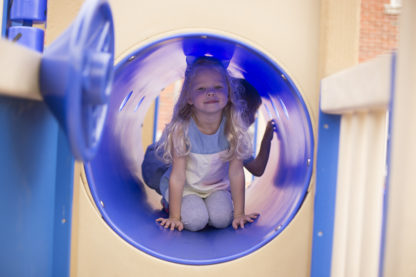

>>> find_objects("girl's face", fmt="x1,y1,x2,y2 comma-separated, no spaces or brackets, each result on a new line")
187,66,229,117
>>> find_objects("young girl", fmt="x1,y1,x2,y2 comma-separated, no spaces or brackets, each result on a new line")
152,57,259,231
143,79,277,191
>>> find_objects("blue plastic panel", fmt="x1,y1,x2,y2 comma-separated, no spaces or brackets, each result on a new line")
310,111,341,277
379,52,396,277
0,98,75,277
10,0,46,22
8,26,44,52
85,33,315,265
2,0,8,36
0,98,56,276
51,129,74,277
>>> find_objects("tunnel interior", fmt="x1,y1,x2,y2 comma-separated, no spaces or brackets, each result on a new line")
84,33,314,265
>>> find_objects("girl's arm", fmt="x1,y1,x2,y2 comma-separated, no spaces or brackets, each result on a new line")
156,154,186,231
229,158,259,229
244,120,276,176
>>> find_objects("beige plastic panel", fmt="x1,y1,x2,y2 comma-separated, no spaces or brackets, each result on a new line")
383,0,416,276
318,0,361,78
331,112,387,277
321,54,392,114
72,173,313,276
0,39,42,100
42,0,324,276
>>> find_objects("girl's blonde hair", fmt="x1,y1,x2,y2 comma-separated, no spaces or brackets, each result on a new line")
157,57,252,163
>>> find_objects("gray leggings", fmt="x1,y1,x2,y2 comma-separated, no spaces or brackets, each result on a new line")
181,190,233,232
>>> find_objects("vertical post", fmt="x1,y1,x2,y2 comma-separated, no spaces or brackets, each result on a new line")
311,0,361,276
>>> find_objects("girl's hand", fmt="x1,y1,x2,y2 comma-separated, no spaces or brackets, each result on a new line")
156,217,184,231
232,213,260,229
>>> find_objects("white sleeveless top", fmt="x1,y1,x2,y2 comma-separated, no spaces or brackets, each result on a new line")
160,116,230,200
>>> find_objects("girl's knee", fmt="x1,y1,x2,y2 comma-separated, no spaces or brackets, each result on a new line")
181,194,209,231
209,210,233,229
206,190,233,229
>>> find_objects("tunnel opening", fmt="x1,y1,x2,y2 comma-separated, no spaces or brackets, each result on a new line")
84,33,314,265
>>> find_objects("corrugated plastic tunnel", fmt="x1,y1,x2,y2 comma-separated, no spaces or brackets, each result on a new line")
84,33,314,265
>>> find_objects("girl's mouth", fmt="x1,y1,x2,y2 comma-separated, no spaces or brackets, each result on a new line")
204,100,219,104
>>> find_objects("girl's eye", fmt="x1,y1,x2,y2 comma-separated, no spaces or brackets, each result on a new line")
214,86,224,90
197,87,206,93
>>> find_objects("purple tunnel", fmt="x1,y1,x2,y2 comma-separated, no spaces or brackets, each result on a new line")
84,33,314,265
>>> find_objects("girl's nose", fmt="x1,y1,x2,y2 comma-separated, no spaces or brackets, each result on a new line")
206,87,216,96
